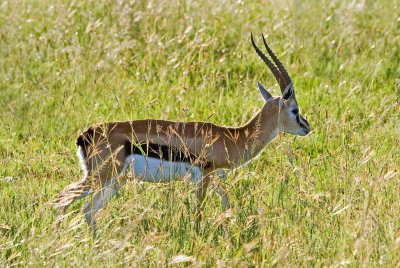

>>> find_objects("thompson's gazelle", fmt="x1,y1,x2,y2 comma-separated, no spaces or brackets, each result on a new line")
56,34,311,234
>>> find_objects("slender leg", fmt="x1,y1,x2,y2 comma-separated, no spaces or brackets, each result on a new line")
194,174,211,227
214,169,230,211
215,181,230,211
81,144,132,236
83,177,127,236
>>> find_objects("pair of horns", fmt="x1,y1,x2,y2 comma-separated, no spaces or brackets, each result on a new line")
251,33,292,94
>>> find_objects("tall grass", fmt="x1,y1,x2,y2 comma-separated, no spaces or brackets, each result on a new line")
1,0,399,266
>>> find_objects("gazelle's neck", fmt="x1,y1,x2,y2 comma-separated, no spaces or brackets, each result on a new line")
237,98,280,163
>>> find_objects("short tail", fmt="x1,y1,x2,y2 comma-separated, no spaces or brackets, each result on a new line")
55,127,94,209
76,126,95,160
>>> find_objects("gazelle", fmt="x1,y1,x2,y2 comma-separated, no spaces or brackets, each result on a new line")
56,34,310,234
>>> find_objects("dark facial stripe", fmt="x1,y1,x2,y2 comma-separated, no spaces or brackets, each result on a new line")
296,115,305,129
301,117,309,128
124,141,210,168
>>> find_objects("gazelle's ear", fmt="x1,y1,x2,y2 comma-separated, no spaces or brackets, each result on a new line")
282,83,295,100
258,82,273,101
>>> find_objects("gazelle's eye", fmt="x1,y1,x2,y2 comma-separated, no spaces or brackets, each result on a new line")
292,109,299,115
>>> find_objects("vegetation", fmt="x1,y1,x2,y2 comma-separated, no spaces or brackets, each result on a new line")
1,0,399,266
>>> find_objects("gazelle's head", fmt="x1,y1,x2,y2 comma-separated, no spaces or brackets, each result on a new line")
251,34,311,136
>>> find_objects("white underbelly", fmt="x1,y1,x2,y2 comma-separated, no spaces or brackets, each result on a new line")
125,154,202,183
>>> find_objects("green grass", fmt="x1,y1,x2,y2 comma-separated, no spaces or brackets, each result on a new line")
1,0,399,266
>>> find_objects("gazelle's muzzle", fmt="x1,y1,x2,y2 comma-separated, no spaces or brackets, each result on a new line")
298,115,310,135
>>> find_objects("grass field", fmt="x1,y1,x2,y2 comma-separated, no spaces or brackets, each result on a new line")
1,0,399,266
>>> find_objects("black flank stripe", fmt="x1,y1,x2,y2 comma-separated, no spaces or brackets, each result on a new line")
124,141,210,168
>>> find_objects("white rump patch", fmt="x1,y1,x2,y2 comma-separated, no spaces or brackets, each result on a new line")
77,146,88,180
125,154,203,183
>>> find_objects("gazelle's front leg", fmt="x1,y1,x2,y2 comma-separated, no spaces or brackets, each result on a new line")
214,169,230,211
194,174,212,223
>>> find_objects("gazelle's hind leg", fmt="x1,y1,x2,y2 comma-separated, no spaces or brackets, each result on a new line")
83,177,127,236
83,157,132,236
194,172,211,228
214,169,230,211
